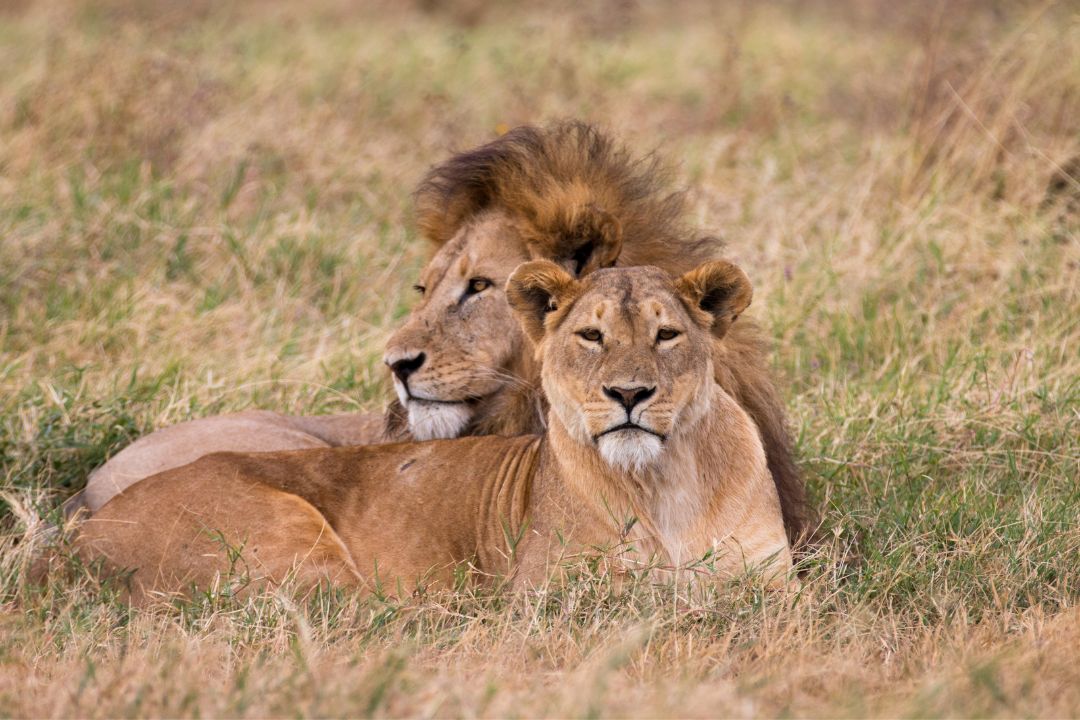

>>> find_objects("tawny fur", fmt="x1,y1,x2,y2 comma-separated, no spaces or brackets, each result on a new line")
76,263,792,604
76,411,384,514
79,121,813,547
393,121,812,544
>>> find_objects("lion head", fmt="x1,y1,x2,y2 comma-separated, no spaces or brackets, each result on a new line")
507,260,752,472
382,121,720,441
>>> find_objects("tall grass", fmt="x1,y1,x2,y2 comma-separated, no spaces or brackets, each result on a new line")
1,1,1078,716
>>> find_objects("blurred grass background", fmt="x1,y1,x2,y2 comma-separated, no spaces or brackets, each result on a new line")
0,0,1078,716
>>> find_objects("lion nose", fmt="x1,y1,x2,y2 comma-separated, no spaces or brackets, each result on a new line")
387,352,426,383
603,385,656,412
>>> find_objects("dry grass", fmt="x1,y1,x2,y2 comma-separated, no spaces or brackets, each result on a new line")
1,0,1079,717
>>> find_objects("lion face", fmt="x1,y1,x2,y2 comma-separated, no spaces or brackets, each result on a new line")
507,260,752,472
382,213,532,441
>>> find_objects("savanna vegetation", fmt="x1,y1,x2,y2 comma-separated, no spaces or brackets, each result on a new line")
1,0,1078,716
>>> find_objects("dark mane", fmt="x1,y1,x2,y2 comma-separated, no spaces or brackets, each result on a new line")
414,120,722,275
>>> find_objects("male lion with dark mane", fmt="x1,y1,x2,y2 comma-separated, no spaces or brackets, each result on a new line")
78,121,813,546
77,260,793,603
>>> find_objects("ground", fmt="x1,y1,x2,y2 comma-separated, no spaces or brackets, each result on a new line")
0,1,1078,717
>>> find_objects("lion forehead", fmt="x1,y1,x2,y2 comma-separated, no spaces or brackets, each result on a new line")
423,213,530,294
562,271,692,333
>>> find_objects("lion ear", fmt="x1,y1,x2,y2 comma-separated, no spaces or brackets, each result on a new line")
528,204,624,277
675,260,753,339
506,261,580,345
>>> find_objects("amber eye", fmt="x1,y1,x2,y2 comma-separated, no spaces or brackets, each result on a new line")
577,328,603,343
412,284,426,296
656,328,681,342
466,277,492,295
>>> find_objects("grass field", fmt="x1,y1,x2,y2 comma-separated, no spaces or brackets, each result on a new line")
1,0,1079,716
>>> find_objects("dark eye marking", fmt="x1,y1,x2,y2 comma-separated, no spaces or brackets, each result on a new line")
656,327,681,342
577,328,603,344
463,277,493,299
413,284,426,296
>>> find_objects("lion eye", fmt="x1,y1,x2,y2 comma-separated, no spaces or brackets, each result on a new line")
656,328,681,342
577,328,603,344
412,284,426,296
465,277,493,296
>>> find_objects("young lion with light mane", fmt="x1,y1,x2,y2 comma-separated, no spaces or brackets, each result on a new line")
77,260,792,602
77,122,813,548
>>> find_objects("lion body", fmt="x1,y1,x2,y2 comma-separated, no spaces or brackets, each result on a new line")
79,122,812,545
76,411,385,514
77,264,792,603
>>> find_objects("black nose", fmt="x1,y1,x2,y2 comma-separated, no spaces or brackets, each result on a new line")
603,385,656,412
389,352,426,383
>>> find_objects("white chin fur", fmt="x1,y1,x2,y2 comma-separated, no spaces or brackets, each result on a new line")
597,431,664,472
408,402,472,441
